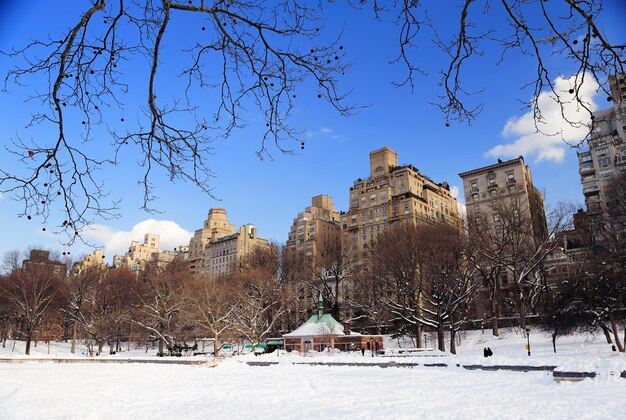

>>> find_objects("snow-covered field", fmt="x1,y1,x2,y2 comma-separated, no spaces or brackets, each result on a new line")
1,330,625,419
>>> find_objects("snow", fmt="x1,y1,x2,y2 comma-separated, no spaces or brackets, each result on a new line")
1,330,625,419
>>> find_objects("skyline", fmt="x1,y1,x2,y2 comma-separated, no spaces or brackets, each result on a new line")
0,1,625,263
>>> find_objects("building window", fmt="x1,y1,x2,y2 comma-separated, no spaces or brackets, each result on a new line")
493,212,501,223
472,193,479,201
488,176,496,187
507,172,515,184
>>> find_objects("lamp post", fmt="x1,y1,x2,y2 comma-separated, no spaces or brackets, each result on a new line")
526,328,531,356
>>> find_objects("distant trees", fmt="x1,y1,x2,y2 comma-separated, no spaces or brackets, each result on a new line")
64,266,103,353
0,269,64,355
136,261,190,356
231,246,288,345
539,173,626,353
370,222,477,353
466,196,574,335
187,275,238,356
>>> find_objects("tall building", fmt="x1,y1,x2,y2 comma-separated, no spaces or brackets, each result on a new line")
459,157,548,320
22,249,67,279
283,195,342,319
72,249,107,274
284,195,341,259
459,156,547,244
113,233,160,271
188,208,270,277
342,147,460,261
578,73,626,241
206,224,270,278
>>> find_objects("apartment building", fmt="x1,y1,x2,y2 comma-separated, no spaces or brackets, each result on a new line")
459,157,548,321
283,195,342,320
22,249,67,279
459,156,547,244
284,194,341,259
72,249,107,274
188,208,270,277
342,147,460,261
113,233,160,271
578,73,626,241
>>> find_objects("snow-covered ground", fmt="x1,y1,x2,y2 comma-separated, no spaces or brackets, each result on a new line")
1,330,625,419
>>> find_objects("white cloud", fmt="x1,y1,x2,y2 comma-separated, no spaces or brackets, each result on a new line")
83,219,192,260
304,127,343,142
486,74,599,163
450,185,466,218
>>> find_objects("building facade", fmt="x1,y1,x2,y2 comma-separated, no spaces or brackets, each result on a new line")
459,156,548,321
188,208,270,277
577,73,626,242
72,249,107,274
282,195,342,321
22,249,67,279
342,147,460,262
284,195,341,258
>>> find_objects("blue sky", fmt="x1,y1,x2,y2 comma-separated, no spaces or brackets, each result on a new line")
0,1,625,263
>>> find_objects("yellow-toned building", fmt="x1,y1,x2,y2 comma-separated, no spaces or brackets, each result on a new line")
72,249,107,274
113,233,160,271
284,195,341,259
188,208,270,277
342,147,460,261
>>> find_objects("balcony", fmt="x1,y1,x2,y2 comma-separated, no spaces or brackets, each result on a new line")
582,184,599,195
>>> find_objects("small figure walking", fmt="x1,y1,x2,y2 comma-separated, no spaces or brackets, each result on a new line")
486,347,493,357
361,347,365,356
483,347,489,358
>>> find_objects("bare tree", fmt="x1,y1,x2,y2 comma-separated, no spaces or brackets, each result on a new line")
369,222,426,348
0,1,350,243
497,200,574,332
63,265,104,353
187,275,238,356
294,235,356,320
575,172,626,352
371,222,477,352
2,1,622,243
135,261,190,356
78,267,138,355
232,246,288,345
0,269,63,355
1,250,24,275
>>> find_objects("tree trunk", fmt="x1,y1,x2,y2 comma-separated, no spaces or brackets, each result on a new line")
450,329,457,354
449,315,457,355
415,324,423,348
25,334,32,355
214,336,219,358
491,288,500,337
109,341,115,355
608,311,624,353
552,331,557,353
71,322,77,354
158,337,164,357
518,296,527,333
437,321,445,352
600,324,613,344
127,324,132,352
97,340,104,356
